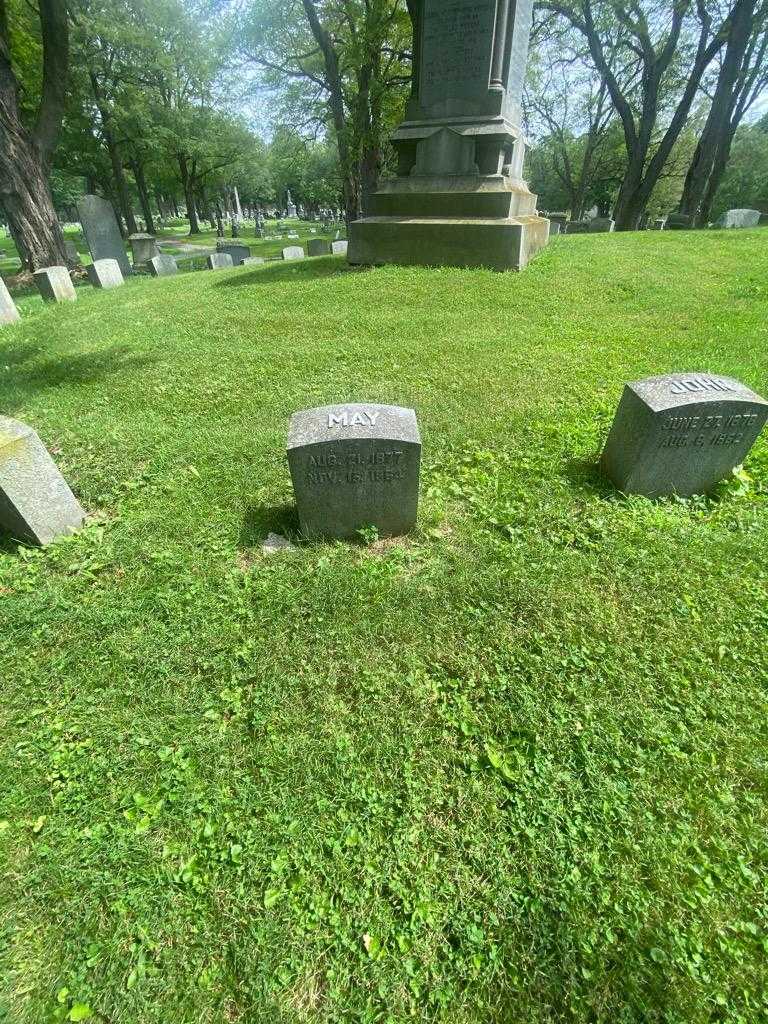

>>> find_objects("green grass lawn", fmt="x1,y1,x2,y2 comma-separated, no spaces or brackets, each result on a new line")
1,230,767,1024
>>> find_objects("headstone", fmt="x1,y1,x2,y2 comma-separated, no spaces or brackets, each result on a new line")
77,195,132,276
128,233,159,265
547,213,569,233
349,0,548,271
666,213,692,230
287,404,421,540
86,258,124,289
217,242,251,265
601,373,768,498
286,190,298,219
0,277,20,325
0,416,86,545
588,218,614,232
651,218,667,230
64,240,79,263
716,209,761,229
282,246,305,261
207,253,234,270
148,254,178,277
331,240,348,256
549,221,561,236
308,239,331,256
34,266,76,303
566,221,589,234
241,256,266,266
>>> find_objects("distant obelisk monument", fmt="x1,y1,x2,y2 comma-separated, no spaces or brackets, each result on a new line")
348,0,549,271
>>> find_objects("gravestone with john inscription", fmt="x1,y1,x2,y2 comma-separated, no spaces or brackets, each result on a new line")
287,404,421,540
601,373,768,498
0,416,86,545
349,0,549,271
77,195,132,276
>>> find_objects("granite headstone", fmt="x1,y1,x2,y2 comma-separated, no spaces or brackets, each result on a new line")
207,253,234,270
716,209,761,229
241,256,266,266
331,240,349,256
0,277,20,325
0,416,86,544
308,239,331,256
282,246,305,261
77,195,132,276
148,254,178,277
216,242,251,265
34,266,76,303
601,373,768,497
129,233,159,265
86,258,124,289
288,404,421,540
588,218,615,232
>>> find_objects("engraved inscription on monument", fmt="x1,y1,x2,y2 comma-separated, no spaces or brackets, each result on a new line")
287,404,421,540
420,0,496,106
601,373,768,497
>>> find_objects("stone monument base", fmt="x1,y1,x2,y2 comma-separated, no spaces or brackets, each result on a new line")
348,175,550,272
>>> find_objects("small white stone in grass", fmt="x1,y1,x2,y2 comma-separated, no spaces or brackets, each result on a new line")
262,532,294,555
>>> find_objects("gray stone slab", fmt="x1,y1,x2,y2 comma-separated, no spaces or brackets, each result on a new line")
588,218,614,232
0,417,86,544
716,208,761,228
207,253,234,270
0,276,20,325
287,403,421,540
241,256,266,266
282,246,305,261
666,213,692,230
308,239,331,256
34,266,76,303
77,195,132,276
129,233,159,264
148,254,178,277
331,240,348,255
566,221,589,234
64,240,79,263
86,258,124,289
216,242,251,265
601,373,768,498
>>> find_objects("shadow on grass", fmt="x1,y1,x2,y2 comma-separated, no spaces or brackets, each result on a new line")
563,456,616,498
0,344,157,416
239,502,300,549
213,257,370,289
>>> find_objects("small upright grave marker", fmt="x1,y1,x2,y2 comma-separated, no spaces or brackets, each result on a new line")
308,239,331,257
287,403,421,540
282,246,305,261
129,233,159,265
331,240,348,256
77,195,132,276
148,254,178,277
86,258,124,289
217,242,251,265
601,373,768,497
716,209,760,229
0,277,20,325
207,253,233,270
34,266,76,303
0,417,85,544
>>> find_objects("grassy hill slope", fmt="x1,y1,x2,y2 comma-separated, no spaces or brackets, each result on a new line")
1,230,767,1024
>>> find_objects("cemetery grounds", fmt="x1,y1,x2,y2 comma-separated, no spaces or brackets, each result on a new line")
1,228,767,1023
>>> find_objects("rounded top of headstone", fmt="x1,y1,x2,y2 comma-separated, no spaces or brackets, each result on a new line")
288,404,421,449
628,373,767,413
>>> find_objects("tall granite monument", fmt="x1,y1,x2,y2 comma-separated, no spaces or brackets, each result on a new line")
349,0,549,271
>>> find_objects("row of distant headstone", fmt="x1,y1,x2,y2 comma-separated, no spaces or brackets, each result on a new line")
547,209,764,236
1,374,766,548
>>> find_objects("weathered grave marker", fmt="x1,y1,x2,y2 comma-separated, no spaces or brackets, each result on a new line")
207,253,234,270
0,417,86,544
148,254,178,277
86,258,124,289
77,194,132,276
217,242,251,265
601,373,768,497
308,239,331,256
716,209,761,229
129,233,159,265
331,240,348,256
0,277,20,325
241,256,266,266
34,266,76,303
588,218,614,232
282,246,305,261
287,403,421,540
64,240,79,263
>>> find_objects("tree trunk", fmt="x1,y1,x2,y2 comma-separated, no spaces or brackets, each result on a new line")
699,128,738,223
0,0,71,270
177,154,200,233
132,160,155,234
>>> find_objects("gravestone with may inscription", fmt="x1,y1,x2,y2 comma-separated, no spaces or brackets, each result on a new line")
601,373,768,497
287,404,421,540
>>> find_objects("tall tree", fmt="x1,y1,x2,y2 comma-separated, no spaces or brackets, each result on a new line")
0,0,73,270
540,0,737,229
679,0,768,224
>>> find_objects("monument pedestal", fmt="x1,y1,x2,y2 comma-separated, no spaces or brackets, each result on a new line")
349,0,549,272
